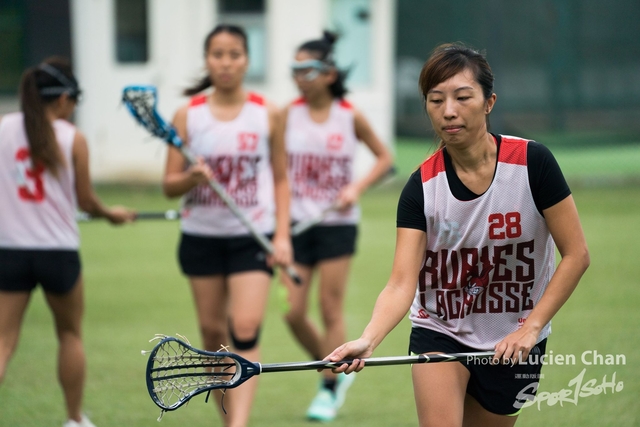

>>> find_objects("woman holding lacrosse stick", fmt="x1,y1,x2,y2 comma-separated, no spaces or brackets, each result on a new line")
162,25,292,427
0,58,134,427
326,43,590,427
279,31,393,421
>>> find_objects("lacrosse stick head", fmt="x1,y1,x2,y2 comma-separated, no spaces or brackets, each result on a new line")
122,85,183,149
145,336,261,411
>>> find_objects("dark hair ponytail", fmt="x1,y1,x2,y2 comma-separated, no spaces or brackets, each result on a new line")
183,75,213,97
19,57,78,176
183,24,249,96
298,30,349,99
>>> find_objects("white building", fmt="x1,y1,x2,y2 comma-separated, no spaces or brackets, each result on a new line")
69,0,396,182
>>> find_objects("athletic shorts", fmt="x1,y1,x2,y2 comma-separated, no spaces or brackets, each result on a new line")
0,248,81,294
178,232,273,277
409,327,547,416
292,224,357,266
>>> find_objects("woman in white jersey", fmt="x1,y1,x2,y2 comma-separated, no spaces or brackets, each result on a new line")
163,25,292,427
0,58,134,427
280,32,392,422
325,43,590,426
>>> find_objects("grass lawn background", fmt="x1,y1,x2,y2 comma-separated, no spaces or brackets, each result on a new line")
1,138,638,426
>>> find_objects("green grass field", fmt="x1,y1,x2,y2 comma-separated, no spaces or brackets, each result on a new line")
1,140,639,426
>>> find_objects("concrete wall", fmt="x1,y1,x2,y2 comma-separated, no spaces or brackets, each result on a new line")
70,0,395,182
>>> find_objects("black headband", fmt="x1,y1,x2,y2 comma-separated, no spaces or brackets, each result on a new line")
38,63,82,98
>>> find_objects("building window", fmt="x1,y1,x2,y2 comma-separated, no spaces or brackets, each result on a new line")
0,1,24,94
330,0,372,87
218,0,266,82
115,0,148,63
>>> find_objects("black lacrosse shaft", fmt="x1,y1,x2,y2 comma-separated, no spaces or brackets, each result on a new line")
258,352,496,373
76,210,179,221
136,210,180,220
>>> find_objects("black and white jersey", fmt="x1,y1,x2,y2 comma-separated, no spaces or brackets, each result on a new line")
397,134,570,350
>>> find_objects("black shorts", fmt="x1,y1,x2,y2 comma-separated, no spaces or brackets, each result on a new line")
178,232,273,277
0,248,81,294
409,327,547,416
292,224,357,266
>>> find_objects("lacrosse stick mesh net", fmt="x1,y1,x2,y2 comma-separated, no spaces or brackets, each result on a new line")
122,87,177,143
148,338,237,410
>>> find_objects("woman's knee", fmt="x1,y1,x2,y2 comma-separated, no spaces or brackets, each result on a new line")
228,318,261,351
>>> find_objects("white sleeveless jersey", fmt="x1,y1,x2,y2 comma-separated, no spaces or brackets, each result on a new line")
180,93,275,236
410,136,555,350
285,98,360,226
0,112,79,249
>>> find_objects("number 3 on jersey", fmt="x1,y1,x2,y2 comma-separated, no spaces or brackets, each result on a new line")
488,212,522,239
15,148,45,202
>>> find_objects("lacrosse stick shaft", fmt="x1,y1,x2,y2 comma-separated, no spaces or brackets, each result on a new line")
259,351,496,373
76,210,180,221
144,335,495,412
291,205,337,236
121,85,301,284
290,165,398,236
180,149,302,284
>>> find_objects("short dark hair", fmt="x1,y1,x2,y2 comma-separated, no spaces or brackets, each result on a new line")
419,43,494,102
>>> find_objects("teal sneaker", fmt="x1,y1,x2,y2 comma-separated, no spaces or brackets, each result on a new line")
306,387,337,421
334,372,356,409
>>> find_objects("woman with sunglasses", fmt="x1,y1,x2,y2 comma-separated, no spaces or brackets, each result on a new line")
0,57,135,427
279,31,393,422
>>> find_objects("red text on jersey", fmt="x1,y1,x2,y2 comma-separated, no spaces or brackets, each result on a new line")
489,212,522,239
238,132,259,152
15,148,45,202
418,240,536,321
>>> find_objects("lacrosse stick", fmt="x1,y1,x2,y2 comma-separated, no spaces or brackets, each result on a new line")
143,335,495,413
122,85,301,284
76,210,181,222
291,165,397,236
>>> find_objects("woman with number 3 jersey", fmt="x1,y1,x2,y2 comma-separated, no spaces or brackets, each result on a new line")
162,25,292,427
0,58,135,427
326,43,590,427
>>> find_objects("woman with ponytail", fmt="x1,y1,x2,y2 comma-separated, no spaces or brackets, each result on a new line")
279,31,393,422
0,57,135,427
162,25,292,427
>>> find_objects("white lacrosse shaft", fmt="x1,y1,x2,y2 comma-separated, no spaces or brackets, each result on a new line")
121,85,301,284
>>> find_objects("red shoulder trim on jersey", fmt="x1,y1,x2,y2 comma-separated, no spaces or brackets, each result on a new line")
247,92,265,106
420,150,446,183
189,94,207,107
291,97,306,106
338,99,353,109
499,135,528,166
